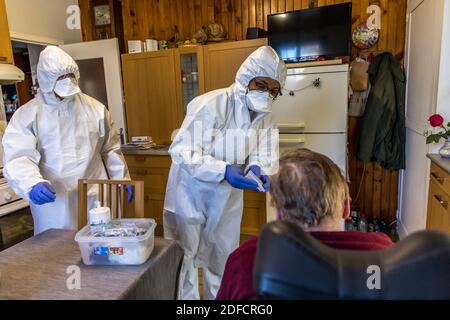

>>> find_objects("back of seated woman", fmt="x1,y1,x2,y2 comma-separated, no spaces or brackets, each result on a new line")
216,148,393,300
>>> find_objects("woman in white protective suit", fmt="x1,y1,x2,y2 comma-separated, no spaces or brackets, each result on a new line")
2,46,132,235
164,46,287,300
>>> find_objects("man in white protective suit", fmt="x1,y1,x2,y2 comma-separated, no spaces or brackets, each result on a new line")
2,46,132,235
164,46,287,300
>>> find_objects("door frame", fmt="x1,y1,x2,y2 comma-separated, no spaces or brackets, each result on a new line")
398,0,445,237
60,38,127,141
10,31,63,46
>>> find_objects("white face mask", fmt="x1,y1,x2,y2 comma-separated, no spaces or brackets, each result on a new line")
53,77,80,99
246,90,273,113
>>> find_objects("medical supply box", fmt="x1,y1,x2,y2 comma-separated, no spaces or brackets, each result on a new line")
75,219,156,266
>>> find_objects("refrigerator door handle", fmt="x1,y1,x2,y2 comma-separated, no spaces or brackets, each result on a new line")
278,122,306,133
279,137,306,145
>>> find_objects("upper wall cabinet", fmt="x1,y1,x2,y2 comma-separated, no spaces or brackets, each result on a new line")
122,49,180,145
0,0,13,64
122,39,268,144
203,38,267,92
175,46,205,117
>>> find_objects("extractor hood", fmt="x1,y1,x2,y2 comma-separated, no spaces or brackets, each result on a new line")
0,63,25,85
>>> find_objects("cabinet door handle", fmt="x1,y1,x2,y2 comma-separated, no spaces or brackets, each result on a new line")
136,169,148,175
434,195,448,210
0,57,7,62
431,172,444,184
135,157,147,162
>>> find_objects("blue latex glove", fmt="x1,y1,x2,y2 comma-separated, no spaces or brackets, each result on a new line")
125,185,134,203
249,165,270,192
224,165,259,192
29,182,56,205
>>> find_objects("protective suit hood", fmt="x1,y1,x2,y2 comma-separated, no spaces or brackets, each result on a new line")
234,46,287,96
37,46,80,94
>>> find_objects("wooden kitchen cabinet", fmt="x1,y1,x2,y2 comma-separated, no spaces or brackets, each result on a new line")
125,155,171,236
175,46,205,117
122,39,268,144
241,190,267,238
125,154,266,238
0,0,13,64
427,162,450,232
203,38,267,92
122,49,181,145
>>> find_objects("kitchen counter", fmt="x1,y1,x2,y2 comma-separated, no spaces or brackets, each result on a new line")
427,154,450,174
121,145,170,156
0,229,183,300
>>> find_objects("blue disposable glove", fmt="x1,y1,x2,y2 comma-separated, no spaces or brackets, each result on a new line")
29,182,56,205
125,185,133,203
224,165,259,192
249,165,270,192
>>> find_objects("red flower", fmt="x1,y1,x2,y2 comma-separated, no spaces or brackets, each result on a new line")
429,114,444,127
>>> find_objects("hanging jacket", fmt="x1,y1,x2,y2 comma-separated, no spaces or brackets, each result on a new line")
357,53,406,170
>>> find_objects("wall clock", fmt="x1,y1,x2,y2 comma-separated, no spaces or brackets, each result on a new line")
94,4,111,26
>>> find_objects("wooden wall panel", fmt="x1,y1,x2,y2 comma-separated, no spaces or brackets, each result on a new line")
348,117,399,223
120,0,406,61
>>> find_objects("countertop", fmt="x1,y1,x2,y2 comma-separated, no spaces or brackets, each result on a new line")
121,145,170,156
0,229,183,300
427,154,450,174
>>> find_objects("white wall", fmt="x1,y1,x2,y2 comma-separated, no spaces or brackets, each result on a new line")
436,0,450,130
399,0,449,237
5,0,82,44
431,0,450,154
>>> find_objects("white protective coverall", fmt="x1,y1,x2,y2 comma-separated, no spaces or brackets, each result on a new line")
163,46,287,300
2,46,130,235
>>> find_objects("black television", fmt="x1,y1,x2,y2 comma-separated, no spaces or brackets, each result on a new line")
268,3,353,63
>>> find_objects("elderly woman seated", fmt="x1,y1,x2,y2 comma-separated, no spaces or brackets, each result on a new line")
216,148,393,300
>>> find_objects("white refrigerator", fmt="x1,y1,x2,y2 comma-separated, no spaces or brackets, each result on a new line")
267,64,349,221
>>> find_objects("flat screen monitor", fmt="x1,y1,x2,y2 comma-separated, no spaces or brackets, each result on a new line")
268,3,353,62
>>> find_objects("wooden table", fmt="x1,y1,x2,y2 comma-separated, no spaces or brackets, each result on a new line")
0,229,183,300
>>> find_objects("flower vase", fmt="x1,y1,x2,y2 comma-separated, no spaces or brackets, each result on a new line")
439,139,450,159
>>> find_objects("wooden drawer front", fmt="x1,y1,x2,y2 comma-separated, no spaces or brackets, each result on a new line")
144,194,164,225
430,163,450,195
129,167,169,194
427,179,450,232
241,191,267,236
125,193,164,226
125,155,171,168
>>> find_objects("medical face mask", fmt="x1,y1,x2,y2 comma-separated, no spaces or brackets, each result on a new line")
53,77,80,99
246,90,273,113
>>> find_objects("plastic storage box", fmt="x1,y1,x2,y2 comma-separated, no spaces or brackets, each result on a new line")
75,219,156,266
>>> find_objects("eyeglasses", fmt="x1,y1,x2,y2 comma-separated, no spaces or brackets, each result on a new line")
56,74,76,81
251,79,282,101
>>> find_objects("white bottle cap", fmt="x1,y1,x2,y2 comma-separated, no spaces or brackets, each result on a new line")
89,206,111,226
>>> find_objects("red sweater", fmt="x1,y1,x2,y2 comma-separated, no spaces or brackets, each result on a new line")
216,231,393,300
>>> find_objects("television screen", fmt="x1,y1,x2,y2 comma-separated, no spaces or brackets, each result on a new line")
268,3,353,62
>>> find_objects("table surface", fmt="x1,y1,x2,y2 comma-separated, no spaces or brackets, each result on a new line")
0,229,182,300
121,145,170,156
427,154,450,174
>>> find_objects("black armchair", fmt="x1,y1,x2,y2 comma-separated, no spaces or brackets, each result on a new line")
254,220,450,299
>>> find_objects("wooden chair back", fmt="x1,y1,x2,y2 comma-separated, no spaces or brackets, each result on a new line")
77,179,144,229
